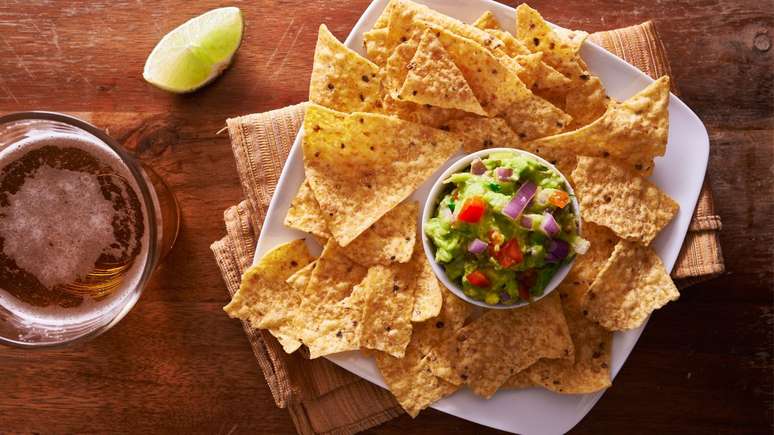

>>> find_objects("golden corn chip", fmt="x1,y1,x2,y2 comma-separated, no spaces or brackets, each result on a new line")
373,286,470,415
499,92,572,141
298,240,369,358
515,4,588,78
472,11,502,31
501,371,534,389
447,117,521,153
564,75,610,128
284,179,332,240
285,259,317,291
384,0,502,55
303,104,461,246
342,201,417,267
533,61,573,91
530,76,671,175
398,29,487,115
410,245,443,322
428,292,573,398
582,240,680,331
363,28,391,66
358,264,416,358
573,221,619,286
508,52,544,89
223,240,315,354
572,156,679,245
373,0,397,29
310,24,381,113
506,280,612,393
374,347,457,417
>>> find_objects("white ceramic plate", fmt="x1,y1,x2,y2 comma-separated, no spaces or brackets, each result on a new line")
252,1,709,433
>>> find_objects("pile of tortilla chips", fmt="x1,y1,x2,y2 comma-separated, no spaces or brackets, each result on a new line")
225,0,682,417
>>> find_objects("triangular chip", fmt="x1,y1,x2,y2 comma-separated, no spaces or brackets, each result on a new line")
286,259,316,291
472,11,502,30
572,156,679,244
515,4,588,78
506,279,612,393
563,74,610,128
358,263,416,357
373,286,470,416
284,179,331,240
427,292,573,398
363,28,391,66
310,24,381,113
223,240,315,353
582,240,680,330
384,0,502,54
531,76,670,175
447,117,520,153
398,29,486,115
341,201,417,267
302,104,461,246
298,240,368,358
510,52,544,89
410,244,443,322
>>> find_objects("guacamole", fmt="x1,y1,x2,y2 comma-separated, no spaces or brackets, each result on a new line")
425,151,586,305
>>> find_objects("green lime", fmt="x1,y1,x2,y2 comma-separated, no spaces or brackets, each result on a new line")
143,7,244,93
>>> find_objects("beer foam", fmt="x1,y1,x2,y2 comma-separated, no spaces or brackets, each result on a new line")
0,130,149,326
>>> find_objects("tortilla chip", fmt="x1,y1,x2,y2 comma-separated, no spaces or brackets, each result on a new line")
530,76,671,175
574,221,619,286
447,117,520,153
384,0,502,54
582,240,680,331
310,24,381,113
375,348,457,417
533,61,573,91
302,104,461,246
373,0,397,29
298,240,368,358
358,263,416,357
499,91,572,141
572,156,679,245
428,292,573,398
472,11,502,30
501,52,543,89
363,28,391,66
284,179,332,240
508,279,612,393
373,286,469,416
515,4,588,78
341,201,417,267
502,372,535,389
286,259,316,291
223,240,315,353
563,75,609,128
410,246,443,322
398,29,486,115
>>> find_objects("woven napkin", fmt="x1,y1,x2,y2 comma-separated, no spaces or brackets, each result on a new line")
211,21,724,434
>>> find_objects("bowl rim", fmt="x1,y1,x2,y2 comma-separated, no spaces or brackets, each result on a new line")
420,147,582,309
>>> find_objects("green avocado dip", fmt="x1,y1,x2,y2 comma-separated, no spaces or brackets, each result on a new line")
425,151,587,305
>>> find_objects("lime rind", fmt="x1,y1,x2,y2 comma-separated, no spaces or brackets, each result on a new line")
143,7,244,93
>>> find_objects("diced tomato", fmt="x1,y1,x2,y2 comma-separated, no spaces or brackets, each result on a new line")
466,270,490,287
548,190,570,208
518,284,531,301
457,196,486,223
496,239,523,268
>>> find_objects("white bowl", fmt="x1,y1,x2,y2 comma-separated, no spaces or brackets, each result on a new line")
420,147,581,309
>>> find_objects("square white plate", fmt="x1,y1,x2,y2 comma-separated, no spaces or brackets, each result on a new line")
251,1,709,433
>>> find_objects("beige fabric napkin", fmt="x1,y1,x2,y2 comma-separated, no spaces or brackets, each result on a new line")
210,21,724,434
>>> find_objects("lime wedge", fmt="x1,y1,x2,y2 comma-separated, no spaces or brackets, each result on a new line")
143,7,244,93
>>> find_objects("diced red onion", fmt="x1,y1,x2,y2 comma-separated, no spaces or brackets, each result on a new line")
539,211,560,237
521,215,532,229
467,238,488,255
546,239,570,262
470,158,486,175
495,167,512,181
441,206,453,221
499,291,511,302
502,181,537,219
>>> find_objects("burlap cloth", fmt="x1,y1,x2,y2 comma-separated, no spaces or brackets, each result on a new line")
210,21,725,434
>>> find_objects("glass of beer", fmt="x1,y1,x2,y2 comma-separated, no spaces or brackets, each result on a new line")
0,112,179,347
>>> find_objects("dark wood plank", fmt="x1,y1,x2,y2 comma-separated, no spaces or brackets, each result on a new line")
0,1,771,434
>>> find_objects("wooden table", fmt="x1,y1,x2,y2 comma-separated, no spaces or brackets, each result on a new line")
0,1,771,433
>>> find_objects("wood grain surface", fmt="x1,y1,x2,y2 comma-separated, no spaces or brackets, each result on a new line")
0,1,772,434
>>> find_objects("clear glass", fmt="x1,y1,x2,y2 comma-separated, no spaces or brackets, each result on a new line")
0,112,179,348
